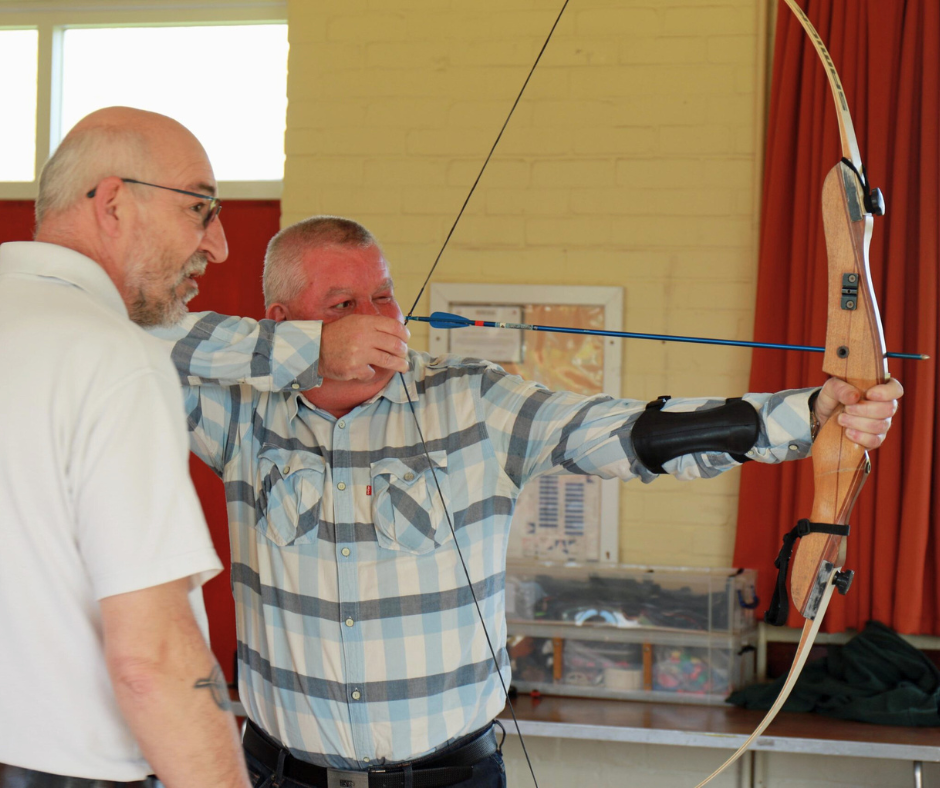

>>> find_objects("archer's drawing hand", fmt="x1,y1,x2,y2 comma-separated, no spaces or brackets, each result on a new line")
319,315,410,380
814,377,903,450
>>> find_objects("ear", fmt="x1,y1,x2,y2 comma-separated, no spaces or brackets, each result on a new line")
88,176,130,239
266,303,290,322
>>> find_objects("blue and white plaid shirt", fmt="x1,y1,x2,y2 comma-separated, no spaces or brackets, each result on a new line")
154,312,814,768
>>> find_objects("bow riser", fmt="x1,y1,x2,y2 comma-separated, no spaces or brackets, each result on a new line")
820,164,889,385
791,439,868,617
789,160,889,618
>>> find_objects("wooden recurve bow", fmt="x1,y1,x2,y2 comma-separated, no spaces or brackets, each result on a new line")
693,2,889,784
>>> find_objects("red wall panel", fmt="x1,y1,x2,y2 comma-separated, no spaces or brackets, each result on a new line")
0,201,36,243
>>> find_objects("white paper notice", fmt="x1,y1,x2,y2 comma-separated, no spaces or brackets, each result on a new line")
508,476,601,562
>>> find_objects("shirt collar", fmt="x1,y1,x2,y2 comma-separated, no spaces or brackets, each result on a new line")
0,241,128,319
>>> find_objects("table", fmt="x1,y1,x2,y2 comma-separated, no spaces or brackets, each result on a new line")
497,695,939,787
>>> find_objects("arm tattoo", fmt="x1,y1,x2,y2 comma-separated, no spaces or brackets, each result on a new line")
194,664,232,711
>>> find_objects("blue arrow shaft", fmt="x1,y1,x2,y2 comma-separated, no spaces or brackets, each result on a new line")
408,313,926,360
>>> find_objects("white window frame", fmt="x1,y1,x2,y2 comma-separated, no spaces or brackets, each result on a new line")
0,0,287,200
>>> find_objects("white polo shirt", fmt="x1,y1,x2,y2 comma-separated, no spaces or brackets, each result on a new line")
0,242,223,780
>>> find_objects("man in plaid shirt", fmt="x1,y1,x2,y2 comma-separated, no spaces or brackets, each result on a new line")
155,216,901,788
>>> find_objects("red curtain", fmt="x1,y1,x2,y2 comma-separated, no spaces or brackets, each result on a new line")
0,199,280,678
734,1,939,635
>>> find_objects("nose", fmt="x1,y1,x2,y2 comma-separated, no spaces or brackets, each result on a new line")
201,216,229,263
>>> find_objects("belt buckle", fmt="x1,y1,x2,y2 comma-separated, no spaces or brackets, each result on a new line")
326,768,370,788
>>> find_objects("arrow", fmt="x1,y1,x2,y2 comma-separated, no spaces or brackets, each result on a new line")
410,311,927,360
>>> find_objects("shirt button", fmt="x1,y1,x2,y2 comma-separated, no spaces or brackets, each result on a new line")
341,547,351,557
363,758,371,764
345,618,354,627
283,466,290,474
291,383,300,390
338,420,346,429
789,443,799,451
337,482,346,491
403,472,415,481
351,690,361,700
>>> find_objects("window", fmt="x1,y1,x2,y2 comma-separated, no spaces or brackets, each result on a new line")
0,3,287,198
0,29,38,182
60,25,288,182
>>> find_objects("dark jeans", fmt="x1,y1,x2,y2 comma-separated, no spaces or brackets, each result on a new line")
244,749,507,788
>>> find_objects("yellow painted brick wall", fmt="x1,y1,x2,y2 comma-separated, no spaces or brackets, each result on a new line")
283,0,769,569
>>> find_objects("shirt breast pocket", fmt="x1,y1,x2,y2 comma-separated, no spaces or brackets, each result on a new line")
370,452,452,554
256,445,326,547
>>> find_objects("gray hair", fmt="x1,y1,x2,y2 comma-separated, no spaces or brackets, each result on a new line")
263,216,377,307
35,125,151,228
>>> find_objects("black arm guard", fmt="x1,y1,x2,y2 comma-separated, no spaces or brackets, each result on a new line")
631,396,760,474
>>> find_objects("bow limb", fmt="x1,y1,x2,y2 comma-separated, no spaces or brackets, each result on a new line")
691,580,838,788
785,0,862,169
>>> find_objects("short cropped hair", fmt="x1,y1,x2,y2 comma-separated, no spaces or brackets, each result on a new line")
263,216,377,307
35,125,151,228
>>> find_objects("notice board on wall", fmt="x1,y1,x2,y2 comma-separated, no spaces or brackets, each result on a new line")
429,283,622,563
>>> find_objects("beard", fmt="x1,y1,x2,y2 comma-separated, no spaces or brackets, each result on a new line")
125,249,207,327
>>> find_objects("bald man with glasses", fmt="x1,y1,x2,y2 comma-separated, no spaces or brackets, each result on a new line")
0,107,250,788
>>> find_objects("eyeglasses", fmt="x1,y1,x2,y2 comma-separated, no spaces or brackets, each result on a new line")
86,178,222,228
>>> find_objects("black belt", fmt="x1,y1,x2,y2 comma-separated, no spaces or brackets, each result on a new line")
0,764,154,788
243,720,499,788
